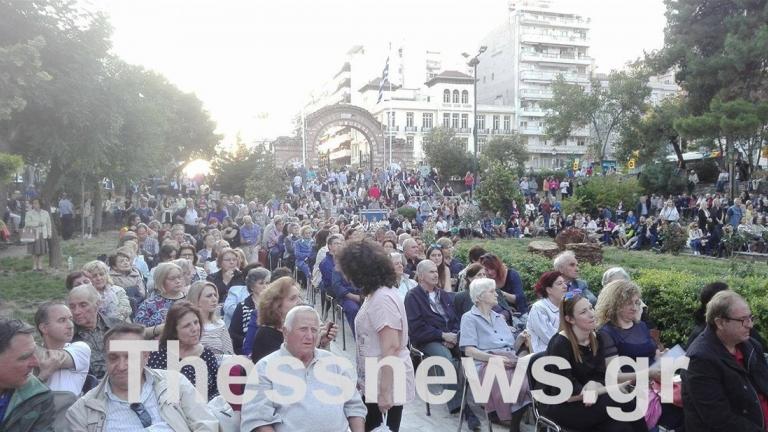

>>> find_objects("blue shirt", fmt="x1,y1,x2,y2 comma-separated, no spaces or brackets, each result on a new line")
0,390,12,421
58,198,74,215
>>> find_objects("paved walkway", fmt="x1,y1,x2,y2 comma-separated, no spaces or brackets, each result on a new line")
315,295,536,432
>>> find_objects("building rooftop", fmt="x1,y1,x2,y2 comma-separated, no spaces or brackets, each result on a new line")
424,70,475,87
358,77,401,92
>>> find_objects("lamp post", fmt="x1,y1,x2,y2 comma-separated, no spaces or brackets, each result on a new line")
463,46,487,182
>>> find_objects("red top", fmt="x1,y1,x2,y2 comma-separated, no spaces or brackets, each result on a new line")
464,174,474,186
733,348,768,424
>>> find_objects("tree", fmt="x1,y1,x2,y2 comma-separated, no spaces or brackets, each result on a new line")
476,161,522,217
654,0,768,115
480,134,528,177
543,70,650,162
422,127,473,179
0,37,49,121
639,162,688,195
616,96,689,167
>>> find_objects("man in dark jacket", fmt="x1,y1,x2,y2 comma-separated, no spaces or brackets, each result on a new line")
0,319,55,432
404,260,480,427
683,290,768,432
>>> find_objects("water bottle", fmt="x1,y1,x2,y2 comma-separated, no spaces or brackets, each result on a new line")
67,256,74,272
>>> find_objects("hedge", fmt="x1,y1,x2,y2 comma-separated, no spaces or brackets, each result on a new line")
455,242,768,347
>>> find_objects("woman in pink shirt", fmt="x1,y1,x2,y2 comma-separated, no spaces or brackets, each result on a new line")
336,239,415,432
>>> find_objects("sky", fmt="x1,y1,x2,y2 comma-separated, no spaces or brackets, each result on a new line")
85,0,668,148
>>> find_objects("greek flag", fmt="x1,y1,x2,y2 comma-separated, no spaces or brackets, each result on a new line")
377,57,389,104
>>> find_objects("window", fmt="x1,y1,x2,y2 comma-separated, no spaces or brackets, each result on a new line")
443,89,450,103
407,135,414,147
443,113,450,127
461,114,468,129
422,113,433,128
492,115,500,130
503,115,511,131
491,73,495,81
452,90,460,104
406,112,414,127
387,112,395,127
452,113,460,129
521,121,528,127
476,115,485,130
461,90,469,104
577,139,585,146
478,137,487,152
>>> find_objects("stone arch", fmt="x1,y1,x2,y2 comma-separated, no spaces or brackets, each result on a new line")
305,104,387,170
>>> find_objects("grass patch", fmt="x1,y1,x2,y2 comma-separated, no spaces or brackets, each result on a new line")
0,259,65,322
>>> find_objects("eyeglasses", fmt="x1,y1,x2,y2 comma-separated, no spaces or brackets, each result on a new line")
563,289,582,301
129,403,152,428
430,244,442,249
723,315,754,328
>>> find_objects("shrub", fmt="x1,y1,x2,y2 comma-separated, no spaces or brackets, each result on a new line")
455,241,768,347
639,162,688,195
397,206,416,221
477,162,523,216
568,175,642,214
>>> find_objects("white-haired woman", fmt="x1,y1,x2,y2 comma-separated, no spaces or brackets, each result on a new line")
459,278,531,431
188,280,234,359
391,252,417,300
82,260,132,322
134,262,185,331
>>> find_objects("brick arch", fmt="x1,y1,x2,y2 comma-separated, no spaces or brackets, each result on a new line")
305,104,386,170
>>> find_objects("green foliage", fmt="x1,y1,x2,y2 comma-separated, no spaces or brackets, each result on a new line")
617,96,689,167
569,176,642,214
396,206,417,221
687,158,719,183
0,36,50,121
455,239,768,346
476,162,522,216
544,70,650,161
422,127,473,179
0,152,23,183
480,134,528,177
659,223,687,254
639,163,688,195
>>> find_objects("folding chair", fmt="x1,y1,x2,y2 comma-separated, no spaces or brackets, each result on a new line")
526,351,570,432
334,299,346,351
456,358,493,432
408,344,432,416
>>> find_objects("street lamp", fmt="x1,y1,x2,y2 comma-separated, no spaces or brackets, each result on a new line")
463,46,487,183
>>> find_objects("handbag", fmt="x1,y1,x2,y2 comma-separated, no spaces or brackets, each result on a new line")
370,411,392,432
645,387,662,429
20,228,36,244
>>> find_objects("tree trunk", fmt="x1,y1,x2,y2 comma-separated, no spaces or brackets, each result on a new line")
671,138,686,169
41,162,65,268
92,181,102,236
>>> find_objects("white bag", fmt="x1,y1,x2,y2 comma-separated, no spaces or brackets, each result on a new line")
370,411,392,432
207,395,241,432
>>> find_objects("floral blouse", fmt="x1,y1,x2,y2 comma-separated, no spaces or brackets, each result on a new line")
134,292,184,327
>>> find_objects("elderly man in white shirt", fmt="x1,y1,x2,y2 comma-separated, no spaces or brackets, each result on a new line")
34,302,91,396
240,306,366,432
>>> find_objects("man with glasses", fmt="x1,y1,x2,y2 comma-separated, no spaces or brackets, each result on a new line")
0,318,55,432
683,290,768,431
65,323,218,432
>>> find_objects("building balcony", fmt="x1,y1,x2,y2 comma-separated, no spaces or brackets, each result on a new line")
520,107,547,116
329,148,352,160
421,126,433,132
520,51,592,65
520,14,591,29
519,88,553,99
457,127,472,134
519,126,544,135
476,128,490,135
520,32,590,47
520,70,589,83
384,125,399,132
404,126,418,133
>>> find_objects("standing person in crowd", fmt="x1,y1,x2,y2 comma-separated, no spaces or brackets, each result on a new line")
33,302,91,395
479,253,528,314
553,251,597,306
683,291,768,432
206,247,245,304
240,306,366,432
59,192,75,240
23,198,51,272
135,262,186,328
527,271,566,353
0,318,55,432
65,323,219,432
68,284,118,379
82,260,132,322
147,301,220,401
538,292,645,432
336,239,415,432
459,278,531,432
176,197,199,235
229,268,271,355
187,281,234,358
239,215,262,264
294,225,315,285
264,216,285,269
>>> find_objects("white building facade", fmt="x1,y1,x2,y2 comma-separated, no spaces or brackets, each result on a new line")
476,0,593,170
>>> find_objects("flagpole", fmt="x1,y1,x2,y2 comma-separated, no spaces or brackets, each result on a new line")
388,42,393,168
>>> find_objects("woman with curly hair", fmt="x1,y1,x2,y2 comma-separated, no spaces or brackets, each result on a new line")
335,239,414,432
82,260,132,322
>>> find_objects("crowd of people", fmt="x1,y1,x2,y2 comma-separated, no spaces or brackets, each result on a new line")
1,165,767,432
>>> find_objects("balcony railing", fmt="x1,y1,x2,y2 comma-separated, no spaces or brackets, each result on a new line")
476,128,490,135
404,126,418,133
384,125,399,132
521,70,589,83
520,51,592,64
457,127,472,134
421,126,433,132
520,14,591,29
519,88,553,99
520,32,590,46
